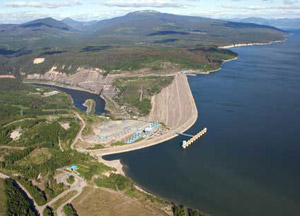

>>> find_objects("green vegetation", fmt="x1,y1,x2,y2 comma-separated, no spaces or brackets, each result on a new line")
44,175,66,199
95,173,132,191
18,177,47,205
0,82,109,210
0,178,6,216
95,173,167,206
87,144,105,150
77,161,113,181
172,205,208,216
67,175,75,185
63,203,78,216
4,178,35,216
59,118,81,150
17,174,66,206
82,114,104,136
16,45,236,76
114,76,174,115
111,141,127,146
0,80,71,129
84,99,96,115
0,78,24,91
43,206,54,216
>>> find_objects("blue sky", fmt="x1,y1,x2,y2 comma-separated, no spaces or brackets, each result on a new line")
0,0,300,23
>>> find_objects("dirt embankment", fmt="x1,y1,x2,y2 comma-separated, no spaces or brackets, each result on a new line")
26,67,110,94
0,75,15,79
145,73,197,129
88,73,198,157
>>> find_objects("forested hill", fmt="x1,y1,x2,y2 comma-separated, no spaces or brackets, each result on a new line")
87,11,286,46
0,10,286,49
0,10,287,76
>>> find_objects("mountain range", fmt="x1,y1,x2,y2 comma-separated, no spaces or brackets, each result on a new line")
233,17,300,30
0,11,286,50
0,11,288,77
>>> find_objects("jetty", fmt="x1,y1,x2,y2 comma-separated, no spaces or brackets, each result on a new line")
181,128,207,149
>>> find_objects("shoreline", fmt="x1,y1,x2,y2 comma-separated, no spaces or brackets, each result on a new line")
199,56,239,74
218,39,286,49
25,80,108,112
24,55,243,179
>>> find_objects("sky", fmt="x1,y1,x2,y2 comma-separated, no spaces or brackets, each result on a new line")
0,0,300,23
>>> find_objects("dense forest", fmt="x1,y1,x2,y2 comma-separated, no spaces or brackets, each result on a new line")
4,178,36,216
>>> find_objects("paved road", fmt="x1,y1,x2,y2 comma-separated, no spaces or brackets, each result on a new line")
0,172,9,179
34,168,86,216
1,169,86,216
55,171,86,216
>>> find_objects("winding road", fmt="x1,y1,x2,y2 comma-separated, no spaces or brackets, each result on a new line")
71,112,86,150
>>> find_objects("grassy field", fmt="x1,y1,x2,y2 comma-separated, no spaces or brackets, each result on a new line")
114,76,174,115
77,161,113,181
72,186,169,216
63,203,78,216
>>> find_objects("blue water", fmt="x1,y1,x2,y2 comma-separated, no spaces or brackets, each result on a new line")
37,84,106,114
106,32,300,216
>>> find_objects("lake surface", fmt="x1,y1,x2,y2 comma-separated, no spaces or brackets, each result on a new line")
37,84,106,114
106,32,300,216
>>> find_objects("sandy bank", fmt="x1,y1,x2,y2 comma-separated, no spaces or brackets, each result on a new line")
0,75,16,79
218,39,286,49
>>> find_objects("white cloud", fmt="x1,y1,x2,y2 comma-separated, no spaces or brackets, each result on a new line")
5,0,81,9
102,0,184,8
221,4,300,10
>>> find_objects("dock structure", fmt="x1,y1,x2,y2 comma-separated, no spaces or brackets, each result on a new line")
182,128,207,149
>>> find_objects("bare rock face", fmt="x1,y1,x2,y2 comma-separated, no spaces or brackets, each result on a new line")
27,66,109,94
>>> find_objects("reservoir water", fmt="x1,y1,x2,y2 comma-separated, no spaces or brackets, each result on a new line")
38,84,106,114
106,32,300,216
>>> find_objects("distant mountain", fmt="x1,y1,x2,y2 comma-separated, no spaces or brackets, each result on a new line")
62,18,97,31
85,11,286,46
0,11,287,50
21,17,71,31
0,11,289,78
0,18,78,49
0,17,72,36
234,17,300,30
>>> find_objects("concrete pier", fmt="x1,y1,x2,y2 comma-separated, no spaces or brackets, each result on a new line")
182,128,207,149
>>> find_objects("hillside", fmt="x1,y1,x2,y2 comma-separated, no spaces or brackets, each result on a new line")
0,11,286,79
87,11,286,46
61,18,97,31
0,18,79,50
